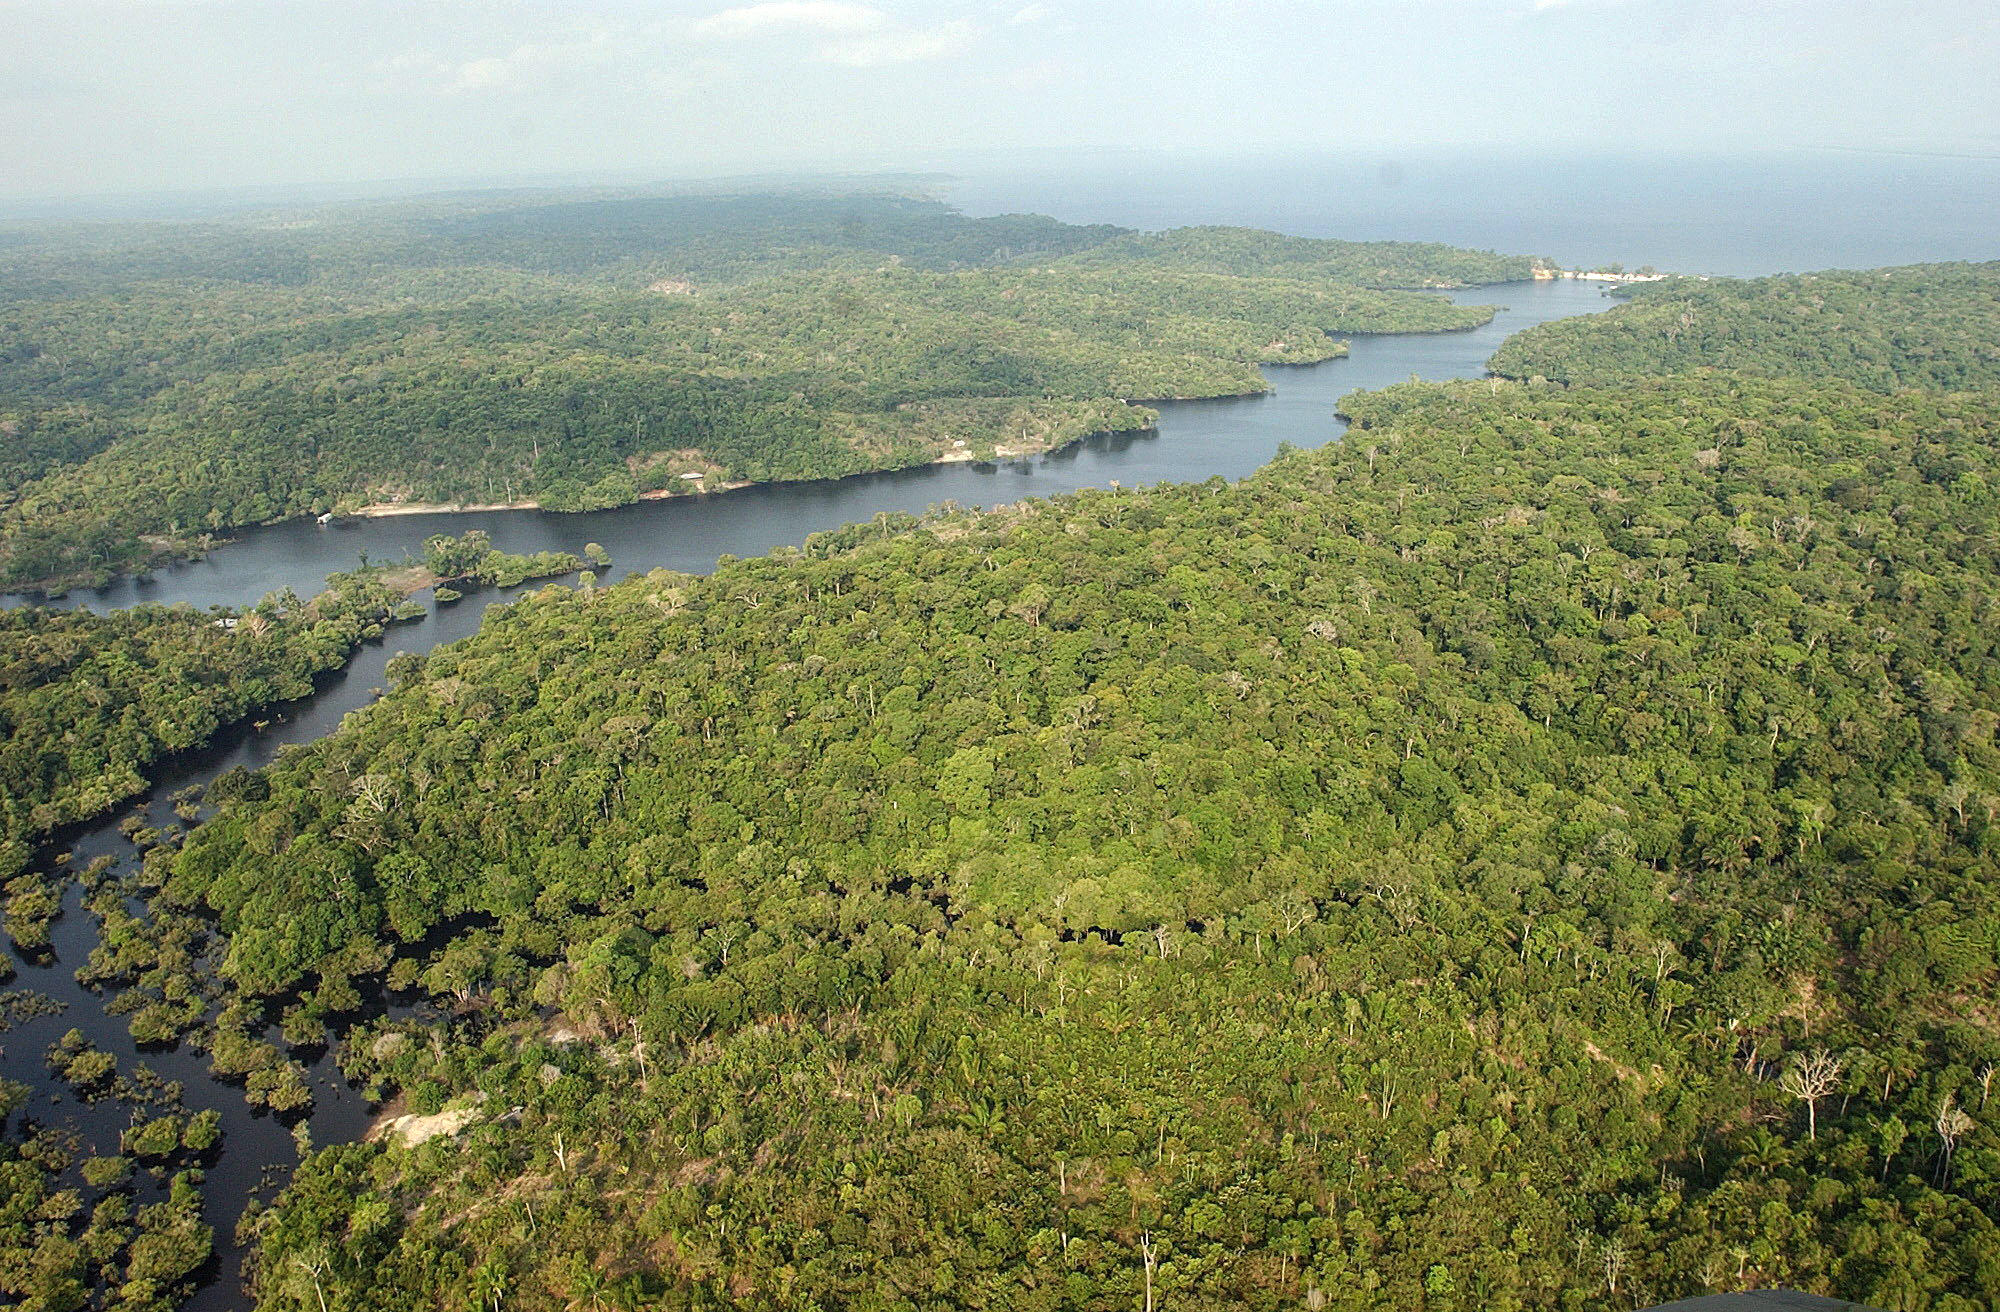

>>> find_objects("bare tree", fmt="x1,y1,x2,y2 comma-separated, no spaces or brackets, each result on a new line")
1372,1062,1398,1121
1600,1236,1628,1296
1366,880,1421,930
1138,1232,1159,1312
628,1017,649,1082
1936,1094,1975,1186
351,773,393,813
1784,973,1821,1038
290,1251,332,1312
1779,1049,1844,1140
1276,891,1316,936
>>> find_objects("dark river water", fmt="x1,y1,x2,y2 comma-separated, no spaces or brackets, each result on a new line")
0,277,1609,1310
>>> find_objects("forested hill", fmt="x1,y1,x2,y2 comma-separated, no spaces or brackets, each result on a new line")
1056,224,1541,288
147,369,2000,1310
0,191,1524,594
0,193,1109,299
1489,261,2000,389
378,194,1126,284
0,193,1535,298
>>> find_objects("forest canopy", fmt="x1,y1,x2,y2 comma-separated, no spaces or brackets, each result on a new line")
14,195,2000,1311
153,358,2000,1310
1488,261,2000,390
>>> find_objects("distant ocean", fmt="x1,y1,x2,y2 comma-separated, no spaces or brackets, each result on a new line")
941,150,2000,278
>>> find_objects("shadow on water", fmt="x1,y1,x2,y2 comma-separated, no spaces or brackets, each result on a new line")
0,278,1614,1309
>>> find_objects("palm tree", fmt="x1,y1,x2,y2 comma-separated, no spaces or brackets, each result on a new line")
1740,1125,1787,1176
470,1262,509,1312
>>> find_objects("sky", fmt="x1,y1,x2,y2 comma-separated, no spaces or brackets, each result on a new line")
3,0,1997,199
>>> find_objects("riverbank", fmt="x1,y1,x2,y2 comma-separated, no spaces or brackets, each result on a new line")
2,306,1485,599
341,428,1145,522
321,383,1298,525
1533,267,1673,284
347,498,539,518
347,479,762,519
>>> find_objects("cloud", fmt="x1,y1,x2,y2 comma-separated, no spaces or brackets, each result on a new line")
693,2,886,39
450,51,532,92
692,2,977,67
1008,3,1051,23
991,53,1068,90
816,18,976,65
374,31,620,96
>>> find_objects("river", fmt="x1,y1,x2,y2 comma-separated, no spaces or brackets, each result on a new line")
0,276,1610,1310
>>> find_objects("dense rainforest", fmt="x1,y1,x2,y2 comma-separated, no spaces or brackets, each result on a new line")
0,191,1534,592
1489,262,2000,390
9,210,2000,1312
118,333,1996,1309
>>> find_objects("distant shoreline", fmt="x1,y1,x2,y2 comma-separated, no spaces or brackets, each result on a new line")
345,479,761,519
1533,268,1671,284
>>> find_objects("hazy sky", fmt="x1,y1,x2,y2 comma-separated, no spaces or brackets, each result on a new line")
4,0,1996,198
